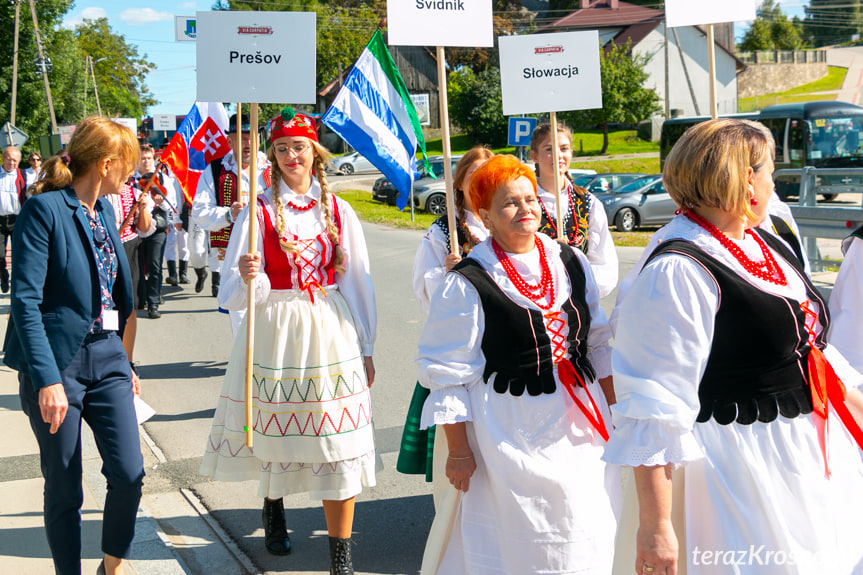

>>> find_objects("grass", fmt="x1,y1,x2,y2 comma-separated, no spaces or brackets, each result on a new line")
572,158,661,174
338,188,659,249
422,129,659,158
336,189,437,230
738,66,847,112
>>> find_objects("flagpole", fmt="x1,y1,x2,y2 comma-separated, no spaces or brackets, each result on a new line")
550,111,565,241
241,103,258,450
436,46,458,256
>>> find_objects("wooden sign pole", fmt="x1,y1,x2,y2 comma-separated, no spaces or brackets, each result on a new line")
436,46,458,255
549,111,565,241
707,24,717,120
242,103,260,449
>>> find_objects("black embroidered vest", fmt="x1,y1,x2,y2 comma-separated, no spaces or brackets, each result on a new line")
538,185,591,254
210,159,239,249
452,245,595,397
432,216,472,257
645,229,829,425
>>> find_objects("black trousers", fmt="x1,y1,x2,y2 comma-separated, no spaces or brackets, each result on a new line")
138,230,167,308
0,213,17,272
19,332,144,574
123,236,141,309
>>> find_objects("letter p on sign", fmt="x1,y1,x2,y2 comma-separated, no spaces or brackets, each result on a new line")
508,117,537,147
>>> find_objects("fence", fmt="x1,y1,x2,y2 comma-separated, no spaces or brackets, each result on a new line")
738,50,828,64
777,167,863,273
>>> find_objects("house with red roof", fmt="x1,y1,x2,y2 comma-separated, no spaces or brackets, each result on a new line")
538,0,743,118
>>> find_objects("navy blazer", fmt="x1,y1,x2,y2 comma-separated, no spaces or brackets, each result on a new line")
4,187,134,390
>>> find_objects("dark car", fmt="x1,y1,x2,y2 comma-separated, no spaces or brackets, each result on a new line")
571,172,648,195
594,175,677,232
372,155,463,206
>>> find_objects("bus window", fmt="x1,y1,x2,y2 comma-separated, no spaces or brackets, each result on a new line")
788,120,805,166
761,118,787,163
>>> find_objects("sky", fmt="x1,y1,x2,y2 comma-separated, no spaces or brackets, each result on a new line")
61,0,811,120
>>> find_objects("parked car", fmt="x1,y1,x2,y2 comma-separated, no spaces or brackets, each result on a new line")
571,172,648,195
327,152,378,175
372,155,463,207
412,180,448,216
594,175,677,232
568,168,597,179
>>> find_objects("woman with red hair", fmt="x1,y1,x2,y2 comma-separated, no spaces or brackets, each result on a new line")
416,154,619,574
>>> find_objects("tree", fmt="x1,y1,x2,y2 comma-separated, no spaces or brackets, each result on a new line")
805,0,863,47
447,0,534,72
560,40,661,154
740,1,806,51
448,67,508,147
75,18,157,120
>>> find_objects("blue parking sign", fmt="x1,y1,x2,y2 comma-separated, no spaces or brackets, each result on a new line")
508,117,537,147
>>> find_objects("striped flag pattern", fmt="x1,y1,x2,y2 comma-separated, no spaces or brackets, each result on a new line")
322,29,431,210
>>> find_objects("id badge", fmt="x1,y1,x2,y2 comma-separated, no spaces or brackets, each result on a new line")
102,309,119,331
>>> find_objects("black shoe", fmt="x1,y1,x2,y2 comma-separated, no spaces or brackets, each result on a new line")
262,498,291,556
329,536,354,575
211,271,220,298
194,268,208,293
165,261,179,286
179,261,190,284
148,305,161,319
0,269,8,293
96,559,106,575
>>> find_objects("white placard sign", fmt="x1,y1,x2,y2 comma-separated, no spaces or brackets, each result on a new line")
498,31,602,116
196,11,316,104
665,0,756,28
112,118,138,136
387,0,493,47
175,15,196,42
411,93,431,126
153,114,176,131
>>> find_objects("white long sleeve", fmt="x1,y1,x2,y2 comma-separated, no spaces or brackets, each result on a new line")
829,236,863,375
192,152,268,232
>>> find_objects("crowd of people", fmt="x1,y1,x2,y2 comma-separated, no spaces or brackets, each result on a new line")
5,113,863,575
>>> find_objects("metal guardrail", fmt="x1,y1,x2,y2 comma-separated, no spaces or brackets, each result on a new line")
777,167,863,271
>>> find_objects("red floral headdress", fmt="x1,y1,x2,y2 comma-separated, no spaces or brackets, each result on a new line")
268,106,318,144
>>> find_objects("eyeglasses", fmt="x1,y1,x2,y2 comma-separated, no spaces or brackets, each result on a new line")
274,143,311,157
30,156,41,162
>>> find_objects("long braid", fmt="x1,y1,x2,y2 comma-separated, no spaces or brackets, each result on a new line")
313,151,346,273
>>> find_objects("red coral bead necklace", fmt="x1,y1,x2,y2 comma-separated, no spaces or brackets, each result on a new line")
286,196,316,212
684,210,787,286
492,235,556,310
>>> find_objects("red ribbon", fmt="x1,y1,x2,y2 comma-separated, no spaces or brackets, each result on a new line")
557,359,610,442
808,346,863,478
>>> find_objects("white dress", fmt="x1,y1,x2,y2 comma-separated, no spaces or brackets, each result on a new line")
200,179,377,501
828,232,863,375
416,234,620,575
537,183,618,298
605,215,863,574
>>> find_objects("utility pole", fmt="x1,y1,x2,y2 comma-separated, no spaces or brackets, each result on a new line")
10,0,21,126
83,55,88,117
28,0,58,134
89,55,102,116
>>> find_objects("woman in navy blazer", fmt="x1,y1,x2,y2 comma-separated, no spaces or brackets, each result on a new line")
5,117,143,575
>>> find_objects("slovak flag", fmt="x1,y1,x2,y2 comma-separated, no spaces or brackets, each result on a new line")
160,102,231,204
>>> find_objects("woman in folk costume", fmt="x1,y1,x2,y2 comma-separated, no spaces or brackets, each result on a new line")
605,119,863,575
530,123,618,297
199,107,376,575
416,155,619,574
397,147,494,480
828,225,863,375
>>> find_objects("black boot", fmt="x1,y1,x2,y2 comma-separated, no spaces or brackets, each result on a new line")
262,498,291,556
211,271,220,298
178,261,190,284
194,267,208,293
329,537,354,575
165,261,179,286
0,267,8,293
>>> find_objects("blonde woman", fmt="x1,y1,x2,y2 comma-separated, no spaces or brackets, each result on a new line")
6,117,142,575
200,108,376,575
